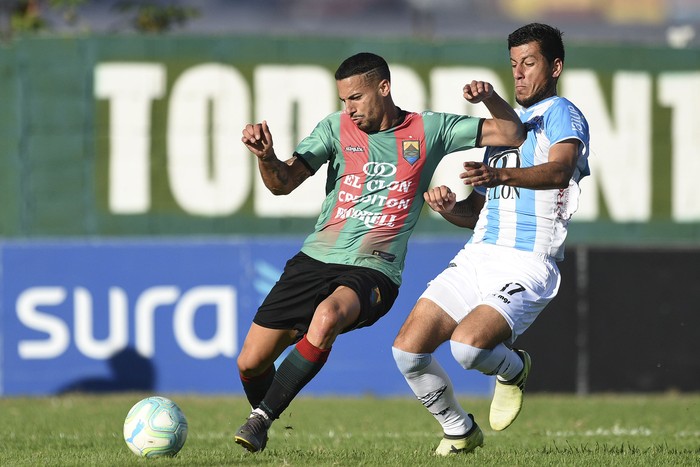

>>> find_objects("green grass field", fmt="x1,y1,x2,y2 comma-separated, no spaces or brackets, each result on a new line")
1,393,698,466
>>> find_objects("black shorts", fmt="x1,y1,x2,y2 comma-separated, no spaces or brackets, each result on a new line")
253,252,399,338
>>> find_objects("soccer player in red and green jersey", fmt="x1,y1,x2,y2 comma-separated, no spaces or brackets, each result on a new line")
234,52,525,453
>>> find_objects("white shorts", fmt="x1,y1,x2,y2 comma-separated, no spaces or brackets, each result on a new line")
420,242,561,345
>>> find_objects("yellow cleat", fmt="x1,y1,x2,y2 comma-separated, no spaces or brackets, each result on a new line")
434,414,484,456
489,348,531,431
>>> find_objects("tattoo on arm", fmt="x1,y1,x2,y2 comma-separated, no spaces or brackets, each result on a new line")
269,160,290,186
258,158,292,194
292,171,307,187
451,200,478,220
259,155,310,195
443,198,481,229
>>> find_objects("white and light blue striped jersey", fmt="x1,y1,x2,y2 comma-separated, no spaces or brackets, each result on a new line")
469,95,590,261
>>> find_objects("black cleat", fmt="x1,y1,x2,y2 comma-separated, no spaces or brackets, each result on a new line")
234,411,270,453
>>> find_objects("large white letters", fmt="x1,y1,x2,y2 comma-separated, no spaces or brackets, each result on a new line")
563,71,652,221
389,64,427,117
17,287,69,359
658,72,700,221
253,65,335,217
168,64,251,216
74,287,128,359
16,285,237,360
97,61,695,223
173,286,236,358
135,286,180,358
95,63,165,214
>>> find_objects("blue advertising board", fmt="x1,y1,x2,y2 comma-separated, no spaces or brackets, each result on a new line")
0,237,493,397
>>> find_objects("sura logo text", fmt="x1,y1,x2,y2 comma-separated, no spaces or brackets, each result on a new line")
16,285,237,360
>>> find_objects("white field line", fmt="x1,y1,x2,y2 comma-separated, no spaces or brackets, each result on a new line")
187,427,700,440
545,425,700,438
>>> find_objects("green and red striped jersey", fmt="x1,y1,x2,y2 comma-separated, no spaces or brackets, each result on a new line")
296,110,483,285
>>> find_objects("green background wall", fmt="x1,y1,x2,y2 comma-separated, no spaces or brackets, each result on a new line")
1,36,698,243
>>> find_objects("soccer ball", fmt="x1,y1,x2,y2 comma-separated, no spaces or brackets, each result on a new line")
123,396,188,458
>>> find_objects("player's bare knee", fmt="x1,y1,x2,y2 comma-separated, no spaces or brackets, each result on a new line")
236,352,264,377
236,356,253,376
311,302,344,335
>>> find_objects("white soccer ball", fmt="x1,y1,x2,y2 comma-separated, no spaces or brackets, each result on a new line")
123,396,188,458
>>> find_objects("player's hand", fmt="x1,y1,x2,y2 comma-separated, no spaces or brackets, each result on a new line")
241,120,275,160
463,80,494,104
460,161,500,187
423,186,457,213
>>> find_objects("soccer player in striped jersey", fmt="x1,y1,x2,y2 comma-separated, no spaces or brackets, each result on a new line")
392,23,591,456
233,52,525,453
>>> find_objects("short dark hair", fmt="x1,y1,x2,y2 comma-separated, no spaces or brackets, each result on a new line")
508,23,565,64
334,52,390,82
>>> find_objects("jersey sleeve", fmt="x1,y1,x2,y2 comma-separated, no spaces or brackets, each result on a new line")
423,112,483,155
545,99,591,179
294,113,338,173
545,100,588,152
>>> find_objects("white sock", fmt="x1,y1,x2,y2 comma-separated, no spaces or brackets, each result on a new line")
392,347,472,436
450,341,523,381
495,350,524,382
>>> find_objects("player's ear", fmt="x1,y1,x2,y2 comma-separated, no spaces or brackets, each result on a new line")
551,58,563,79
378,78,391,97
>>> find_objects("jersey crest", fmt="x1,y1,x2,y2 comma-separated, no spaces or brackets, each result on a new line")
402,140,420,165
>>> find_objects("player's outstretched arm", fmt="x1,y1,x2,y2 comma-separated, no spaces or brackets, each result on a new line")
463,80,525,148
242,120,311,195
424,186,484,229
461,139,579,190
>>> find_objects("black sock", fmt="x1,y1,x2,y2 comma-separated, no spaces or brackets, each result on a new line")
240,365,275,409
259,335,330,419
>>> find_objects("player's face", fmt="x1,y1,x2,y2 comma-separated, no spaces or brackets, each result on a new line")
510,41,562,108
337,74,388,133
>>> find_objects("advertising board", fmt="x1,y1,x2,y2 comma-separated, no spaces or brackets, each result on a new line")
0,238,490,396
